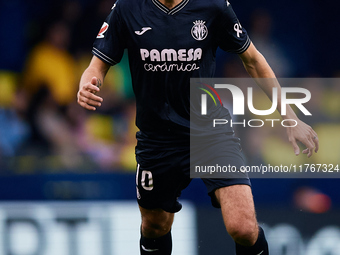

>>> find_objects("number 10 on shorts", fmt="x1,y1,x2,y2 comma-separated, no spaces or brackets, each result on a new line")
136,164,154,192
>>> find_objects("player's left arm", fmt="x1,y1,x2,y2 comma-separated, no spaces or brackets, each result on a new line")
239,42,319,158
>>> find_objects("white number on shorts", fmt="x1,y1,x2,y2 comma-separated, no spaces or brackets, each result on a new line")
141,170,153,191
136,164,154,191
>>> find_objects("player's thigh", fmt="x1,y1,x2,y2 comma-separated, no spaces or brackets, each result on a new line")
139,206,174,238
215,185,258,243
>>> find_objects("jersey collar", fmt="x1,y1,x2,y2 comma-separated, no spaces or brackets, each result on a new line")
151,0,190,15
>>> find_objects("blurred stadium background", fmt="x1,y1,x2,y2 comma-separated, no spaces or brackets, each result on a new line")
0,0,339,254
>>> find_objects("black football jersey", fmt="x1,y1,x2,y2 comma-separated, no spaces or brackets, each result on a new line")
93,0,250,139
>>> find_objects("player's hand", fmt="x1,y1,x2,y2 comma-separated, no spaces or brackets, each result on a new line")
286,118,319,158
77,77,103,111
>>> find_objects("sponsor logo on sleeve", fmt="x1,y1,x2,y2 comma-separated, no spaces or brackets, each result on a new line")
234,22,243,38
97,22,109,39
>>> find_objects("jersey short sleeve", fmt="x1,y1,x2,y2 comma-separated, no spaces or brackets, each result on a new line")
92,2,127,65
216,1,251,54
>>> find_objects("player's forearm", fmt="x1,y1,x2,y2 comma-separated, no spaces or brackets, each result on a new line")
250,63,298,120
240,45,298,121
79,56,110,89
248,60,299,120
80,66,105,89
77,56,109,110
240,43,276,79
242,52,275,79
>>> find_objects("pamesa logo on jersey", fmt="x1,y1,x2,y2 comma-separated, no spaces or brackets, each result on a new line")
191,20,208,41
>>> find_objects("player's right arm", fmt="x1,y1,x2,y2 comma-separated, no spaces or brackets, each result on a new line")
77,56,111,111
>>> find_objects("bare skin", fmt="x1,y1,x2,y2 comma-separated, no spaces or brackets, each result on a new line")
138,185,258,247
139,207,174,238
77,56,108,111
77,0,319,246
239,42,319,158
215,185,258,246
158,0,183,9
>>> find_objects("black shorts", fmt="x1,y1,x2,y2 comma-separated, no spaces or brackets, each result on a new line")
135,134,250,213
